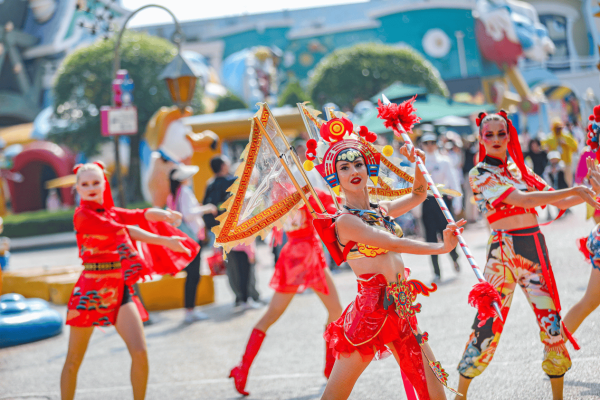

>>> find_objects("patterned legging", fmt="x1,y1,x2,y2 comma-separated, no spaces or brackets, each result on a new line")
458,226,572,379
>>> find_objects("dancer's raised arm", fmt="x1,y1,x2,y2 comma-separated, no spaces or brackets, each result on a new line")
380,145,428,218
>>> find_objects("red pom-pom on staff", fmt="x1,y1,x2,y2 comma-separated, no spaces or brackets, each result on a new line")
594,105,600,120
468,281,502,327
376,95,421,138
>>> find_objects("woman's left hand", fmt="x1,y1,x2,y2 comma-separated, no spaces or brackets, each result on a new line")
165,236,191,256
166,209,183,227
399,145,425,163
587,157,600,194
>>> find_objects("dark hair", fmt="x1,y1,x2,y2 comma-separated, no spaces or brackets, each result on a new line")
478,112,507,134
210,156,225,174
528,138,541,152
169,169,181,197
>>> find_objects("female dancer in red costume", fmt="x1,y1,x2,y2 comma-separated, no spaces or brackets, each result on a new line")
61,163,193,400
229,188,344,396
306,118,465,400
455,112,600,400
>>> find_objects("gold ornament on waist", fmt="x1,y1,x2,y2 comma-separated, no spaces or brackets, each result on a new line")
83,262,121,271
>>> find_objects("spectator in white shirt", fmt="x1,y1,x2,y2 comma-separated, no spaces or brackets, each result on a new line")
168,165,217,323
419,132,463,282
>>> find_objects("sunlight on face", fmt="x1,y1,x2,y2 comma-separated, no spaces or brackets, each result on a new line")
336,156,368,193
76,169,105,203
481,119,509,159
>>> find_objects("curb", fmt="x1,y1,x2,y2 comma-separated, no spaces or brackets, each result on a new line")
10,232,76,251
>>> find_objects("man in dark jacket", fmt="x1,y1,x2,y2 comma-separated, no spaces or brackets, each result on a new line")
203,156,262,309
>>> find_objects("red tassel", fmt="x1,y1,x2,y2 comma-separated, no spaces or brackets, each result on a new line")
376,96,421,137
468,281,502,327
562,322,581,350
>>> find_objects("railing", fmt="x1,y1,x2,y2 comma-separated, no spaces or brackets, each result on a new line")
519,55,600,73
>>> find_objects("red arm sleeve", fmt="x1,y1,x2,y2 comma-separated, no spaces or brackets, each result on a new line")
111,207,147,225
73,208,128,235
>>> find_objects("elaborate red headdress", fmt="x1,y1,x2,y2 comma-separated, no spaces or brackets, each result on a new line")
73,162,114,208
477,111,546,192
304,117,380,195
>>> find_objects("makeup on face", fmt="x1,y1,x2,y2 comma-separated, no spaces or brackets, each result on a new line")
76,170,105,203
336,157,367,188
481,120,509,154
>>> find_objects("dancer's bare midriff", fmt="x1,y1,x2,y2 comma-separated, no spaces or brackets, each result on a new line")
347,251,405,283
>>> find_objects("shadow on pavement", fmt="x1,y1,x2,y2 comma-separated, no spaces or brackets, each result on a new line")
564,380,600,396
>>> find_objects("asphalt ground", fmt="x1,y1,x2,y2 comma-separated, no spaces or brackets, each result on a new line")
1,204,599,400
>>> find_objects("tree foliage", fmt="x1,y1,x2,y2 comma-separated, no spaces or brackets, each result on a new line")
51,31,203,202
277,79,310,107
214,92,248,112
308,43,449,109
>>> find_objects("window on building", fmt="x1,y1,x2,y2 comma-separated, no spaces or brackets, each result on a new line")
538,14,569,71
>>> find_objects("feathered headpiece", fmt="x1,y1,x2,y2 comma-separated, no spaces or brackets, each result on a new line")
303,117,382,195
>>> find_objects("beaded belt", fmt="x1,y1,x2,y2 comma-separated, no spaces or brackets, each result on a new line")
83,262,121,271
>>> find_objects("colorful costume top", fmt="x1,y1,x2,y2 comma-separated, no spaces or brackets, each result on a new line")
578,224,600,272
470,155,549,223
334,204,403,260
74,201,149,266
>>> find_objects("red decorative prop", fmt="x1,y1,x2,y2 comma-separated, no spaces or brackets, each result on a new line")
320,117,354,143
468,281,502,327
376,96,421,138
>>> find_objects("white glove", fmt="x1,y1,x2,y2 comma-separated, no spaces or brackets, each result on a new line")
452,197,463,215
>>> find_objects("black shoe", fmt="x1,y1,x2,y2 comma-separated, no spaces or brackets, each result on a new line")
454,261,461,272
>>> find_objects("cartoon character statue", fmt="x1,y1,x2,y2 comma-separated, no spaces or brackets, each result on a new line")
221,46,282,106
143,106,218,207
475,0,555,113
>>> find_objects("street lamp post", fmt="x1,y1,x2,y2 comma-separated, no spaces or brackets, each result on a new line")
110,4,185,206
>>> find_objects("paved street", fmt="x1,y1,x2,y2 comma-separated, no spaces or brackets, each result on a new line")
1,205,600,400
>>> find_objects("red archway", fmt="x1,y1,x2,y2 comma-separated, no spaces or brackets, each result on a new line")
7,141,75,213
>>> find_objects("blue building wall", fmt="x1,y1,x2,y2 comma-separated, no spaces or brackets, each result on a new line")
213,7,501,86
286,28,380,79
221,27,291,60
376,8,499,79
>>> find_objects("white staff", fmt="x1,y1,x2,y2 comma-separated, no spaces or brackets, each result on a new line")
380,94,503,322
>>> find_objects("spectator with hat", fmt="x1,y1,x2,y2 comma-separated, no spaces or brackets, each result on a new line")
419,131,463,282
167,164,218,323
543,151,569,191
542,118,578,187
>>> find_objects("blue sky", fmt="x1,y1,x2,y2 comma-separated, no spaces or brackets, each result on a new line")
122,0,367,27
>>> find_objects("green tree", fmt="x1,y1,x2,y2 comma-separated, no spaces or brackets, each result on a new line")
308,43,449,109
51,31,203,202
277,79,309,107
214,92,247,112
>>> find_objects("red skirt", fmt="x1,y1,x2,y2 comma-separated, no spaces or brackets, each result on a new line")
269,234,329,295
66,263,149,328
324,273,431,399
324,273,418,361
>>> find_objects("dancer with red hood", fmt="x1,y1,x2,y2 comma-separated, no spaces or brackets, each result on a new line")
61,162,198,400
455,111,600,400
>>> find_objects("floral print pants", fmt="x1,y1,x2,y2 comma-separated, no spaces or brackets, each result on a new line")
458,226,571,379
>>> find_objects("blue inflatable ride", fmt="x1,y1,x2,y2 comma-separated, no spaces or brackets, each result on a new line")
0,293,63,348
